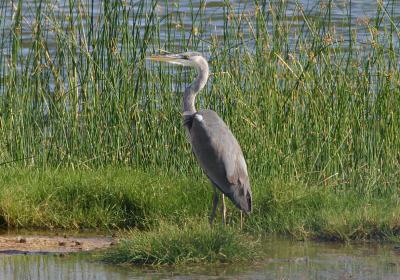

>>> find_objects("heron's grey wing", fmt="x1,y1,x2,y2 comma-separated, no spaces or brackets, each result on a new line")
188,110,252,213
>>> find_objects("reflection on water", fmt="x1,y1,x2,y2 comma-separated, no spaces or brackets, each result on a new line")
1,0,398,96
0,254,134,280
1,0,399,52
260,239,400,280
1,238,400,280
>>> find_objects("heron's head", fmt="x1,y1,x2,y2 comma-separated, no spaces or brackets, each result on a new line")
146,52,207,69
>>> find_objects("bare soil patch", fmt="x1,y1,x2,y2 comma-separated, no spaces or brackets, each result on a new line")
0,233,115,255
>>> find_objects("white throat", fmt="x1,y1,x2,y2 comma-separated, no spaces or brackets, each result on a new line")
183,56,209,115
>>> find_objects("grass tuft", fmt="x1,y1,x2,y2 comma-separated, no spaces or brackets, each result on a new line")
101,222,262,265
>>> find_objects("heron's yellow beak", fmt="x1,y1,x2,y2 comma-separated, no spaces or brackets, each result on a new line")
146,54,192,66
146,55,177,62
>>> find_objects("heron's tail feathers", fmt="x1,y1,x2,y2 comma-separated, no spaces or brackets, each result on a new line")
230,182,252,214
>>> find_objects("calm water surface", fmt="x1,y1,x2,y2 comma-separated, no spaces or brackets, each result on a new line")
1,0,398,95
1,238,400,280
1,0,399,52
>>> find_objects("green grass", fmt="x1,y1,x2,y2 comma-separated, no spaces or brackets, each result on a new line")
1,167,400,243
101,222,261,265
251,179,400,241
0,167,209,230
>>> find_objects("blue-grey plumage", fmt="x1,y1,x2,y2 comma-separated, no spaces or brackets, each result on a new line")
187,110,252,213
147,52,252,223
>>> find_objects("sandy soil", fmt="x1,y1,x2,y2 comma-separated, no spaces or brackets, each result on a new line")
0,233,116,255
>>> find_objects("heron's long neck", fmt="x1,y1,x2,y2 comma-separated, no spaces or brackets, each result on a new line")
183,57,209,115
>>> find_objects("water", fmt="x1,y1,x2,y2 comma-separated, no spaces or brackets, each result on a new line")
1,238,400,280
1,0,399,55
1,0,398,99
1,0,398,95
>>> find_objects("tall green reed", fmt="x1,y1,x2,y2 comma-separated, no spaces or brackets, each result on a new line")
0,0,399,196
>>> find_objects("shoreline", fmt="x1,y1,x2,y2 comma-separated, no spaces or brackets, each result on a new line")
0,233,115,255
0,167,399,244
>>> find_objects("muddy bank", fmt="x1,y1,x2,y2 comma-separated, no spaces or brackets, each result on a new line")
0,233,115,255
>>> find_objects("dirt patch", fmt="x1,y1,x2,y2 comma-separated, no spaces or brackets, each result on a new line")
0,234,115,255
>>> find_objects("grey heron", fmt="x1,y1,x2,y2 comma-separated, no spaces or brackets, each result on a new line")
147,52,252,225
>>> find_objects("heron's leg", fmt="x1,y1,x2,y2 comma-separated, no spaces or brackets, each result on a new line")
240,210,243,230
221,194,226,226
209,188,219,225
